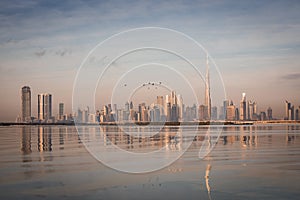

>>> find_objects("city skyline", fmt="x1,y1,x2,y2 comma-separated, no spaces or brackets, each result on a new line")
0,0,300,121
15,85,299,123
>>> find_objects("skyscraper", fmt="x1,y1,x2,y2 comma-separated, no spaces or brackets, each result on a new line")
59,103,64,120
205,54,211,119
198,105,206,121
177,94,183,121
222,100,229,120
38,93,52,121
248,101,254,120
226,104,236,121
267,107,272,120
156,96,164,119
21,86,31,122
285,100,291,120
211,106,218,120
240,93,247,121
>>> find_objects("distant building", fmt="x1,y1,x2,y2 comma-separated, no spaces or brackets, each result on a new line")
38,93,52,121
177,94,183,121
21,86,31,122
248,101,255,120
267,107,272,120
260,111,267,121
204,54,211,119
239,93,247,121
290,106,294,120
166,102,171,121
198,105,205,121
156,96,164,118
59,103,64,120
171,104,178,122
221,100,229,120
211,106,218,120
296,108,299,121
226,105,236,121
285,100,293,120
141,107,149,122
235,108,240,121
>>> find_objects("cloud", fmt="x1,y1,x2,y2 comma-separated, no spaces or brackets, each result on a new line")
281,72,300,80
34,49,46,57
55,48,72,57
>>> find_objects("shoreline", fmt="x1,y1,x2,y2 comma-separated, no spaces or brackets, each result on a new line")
0,120,299,126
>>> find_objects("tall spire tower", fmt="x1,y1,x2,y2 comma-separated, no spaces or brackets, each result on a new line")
205,53,211,119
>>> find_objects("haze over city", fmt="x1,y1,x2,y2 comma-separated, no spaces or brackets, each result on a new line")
0,0,300,121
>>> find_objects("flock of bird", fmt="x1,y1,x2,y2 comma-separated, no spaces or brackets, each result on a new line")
123,81,163,89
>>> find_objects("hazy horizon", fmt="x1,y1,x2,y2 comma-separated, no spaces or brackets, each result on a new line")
0,0,300,121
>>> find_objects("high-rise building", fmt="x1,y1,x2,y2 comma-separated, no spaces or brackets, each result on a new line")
170,91,177,106
235,108,239,121
226,105,236,121
21,86,31,122
59,103,64,120
267,107,272,120
38,93,52,121
205,54,211,119
289,105,294,120
198,105,206,121
177,94,183,121
166,102,171,121
240,93,247,121
129,101,133,110
260,111,267,121
171,104,178,122
296,108,299,121
285,100,291,120
141,107,149,122
222,100,229,120
211,106,218,120
156,96,164,119
248,101,254,120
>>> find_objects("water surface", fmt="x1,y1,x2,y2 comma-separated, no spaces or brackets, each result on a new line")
0,124,299,199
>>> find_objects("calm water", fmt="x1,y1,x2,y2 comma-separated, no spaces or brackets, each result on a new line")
0,124,299,200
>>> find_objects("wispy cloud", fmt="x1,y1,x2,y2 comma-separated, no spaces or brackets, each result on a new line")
55,48,72,57
34,49,46,57
281,72,300,80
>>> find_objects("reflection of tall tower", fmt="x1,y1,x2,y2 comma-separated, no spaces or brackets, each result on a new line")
21,126,32,154
205,164,212,199
21,86,31,122
205,54,211,119
38,126,52,152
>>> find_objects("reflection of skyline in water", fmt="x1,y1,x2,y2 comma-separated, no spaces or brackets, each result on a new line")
98,126,185,153
4,124,298,199
19,125,299,156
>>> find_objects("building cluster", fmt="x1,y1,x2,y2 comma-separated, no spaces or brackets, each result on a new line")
18,86,73,123
77,91,187,123
19,85,299,124
285,100,300,120
220,93,274,121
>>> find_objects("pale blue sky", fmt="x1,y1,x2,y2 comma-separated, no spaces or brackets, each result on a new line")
0,0,300,121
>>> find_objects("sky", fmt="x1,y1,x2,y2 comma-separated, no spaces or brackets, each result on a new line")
0,0,300,121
